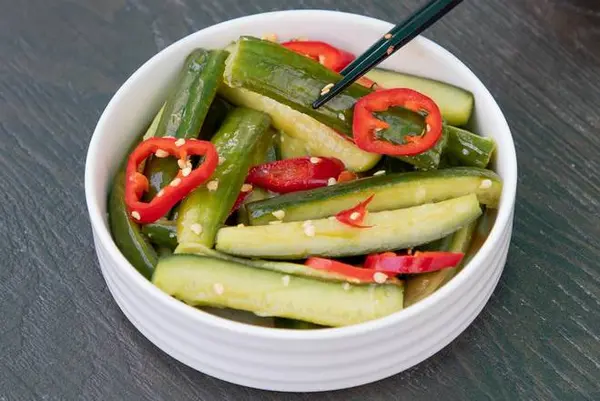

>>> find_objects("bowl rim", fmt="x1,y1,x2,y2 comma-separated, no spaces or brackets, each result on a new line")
85,9,518,340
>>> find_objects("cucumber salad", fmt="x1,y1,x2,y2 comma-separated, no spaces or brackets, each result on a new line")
109,35,502,328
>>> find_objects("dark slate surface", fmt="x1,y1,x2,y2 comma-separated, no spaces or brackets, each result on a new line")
1,0,599,400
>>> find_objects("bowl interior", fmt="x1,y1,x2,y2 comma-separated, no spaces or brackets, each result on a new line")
86,10,517,332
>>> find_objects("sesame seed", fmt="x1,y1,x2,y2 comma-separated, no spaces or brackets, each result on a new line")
182,167,192,177
155,149,169,158
282,275,290,287
350,212,360,220
384,33,392,39
131,211,141,220
156,189,164,198
479,179,493,189
169,232,176,238
426,124,431,132
327,177,337,186
170,178,182,187
190,223,203,235
309,157,321,164
213,283,224,295
342,282,351,291
302,221,316,237
320,88,330,95
174,138,185,147
338,113,345,121
373,272,388,284
272,210,286,220
177,159,186,169
373,170,386,176
218,156,226,165
237,223,245,227
318,54,326,65
374,127,383,133
207,180,219,191
241,183,253,193
386,46,394,55
269,220,283,225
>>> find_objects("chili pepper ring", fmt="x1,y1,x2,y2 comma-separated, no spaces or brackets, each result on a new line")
353,88,443,156
124,137,219,224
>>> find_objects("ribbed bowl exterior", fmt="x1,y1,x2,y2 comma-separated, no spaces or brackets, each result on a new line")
94,215,513,392
85,11,518,392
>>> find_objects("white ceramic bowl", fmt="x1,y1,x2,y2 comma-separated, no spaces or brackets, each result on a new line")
85,10,517,392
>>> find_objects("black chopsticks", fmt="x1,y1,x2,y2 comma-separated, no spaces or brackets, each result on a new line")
312,0,464,109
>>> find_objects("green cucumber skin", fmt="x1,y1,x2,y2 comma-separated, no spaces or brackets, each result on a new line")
365,68,474,127
176,108,271,246
443,126,496,168
174,243,401,284
244,167,502,225
152,254,404,327
252,129,277,166
404,218,479,307
143,50,229,200
217,194,482,259
236,187,271,225
273,318,324,329
225,37,443,170
158,50,229,139
108,114,165,279
142,220,178,251
395,125,448,170
109,169,158,280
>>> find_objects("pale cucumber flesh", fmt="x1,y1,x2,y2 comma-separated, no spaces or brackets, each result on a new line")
152,254,404,327
216,194,482,259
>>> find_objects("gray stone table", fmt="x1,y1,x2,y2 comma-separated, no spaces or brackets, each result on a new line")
1,0,599,399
